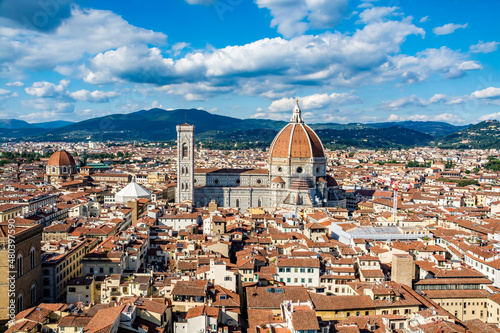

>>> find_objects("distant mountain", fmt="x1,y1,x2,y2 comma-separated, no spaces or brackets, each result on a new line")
368,121,467,137
0,108,492,149
39,108,270,142
437,120,500,149
0,119,73,130
317,126,434,149
31,120,74,129
0,119,32,129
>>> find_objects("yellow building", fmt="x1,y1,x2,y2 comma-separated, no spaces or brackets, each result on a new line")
148,172,166,185
0,204,23,222
424,289,490,322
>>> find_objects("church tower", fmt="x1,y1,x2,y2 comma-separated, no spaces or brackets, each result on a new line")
176,123,195,203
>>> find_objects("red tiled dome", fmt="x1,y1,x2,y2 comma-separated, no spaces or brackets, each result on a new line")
269,123,324,159
269,101,325,159
47,150,76,167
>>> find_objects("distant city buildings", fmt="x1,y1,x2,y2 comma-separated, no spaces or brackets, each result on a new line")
2,111,500,332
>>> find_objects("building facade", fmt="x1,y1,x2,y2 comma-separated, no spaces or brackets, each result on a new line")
177,102,346,210
0,223,43,322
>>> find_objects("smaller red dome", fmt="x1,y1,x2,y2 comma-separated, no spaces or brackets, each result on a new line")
47,150,76,167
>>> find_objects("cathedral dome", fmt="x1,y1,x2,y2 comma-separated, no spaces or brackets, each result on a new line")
47,150,76,167
269,102,325,159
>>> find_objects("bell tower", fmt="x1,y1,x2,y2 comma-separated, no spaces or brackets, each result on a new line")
176,123,195,203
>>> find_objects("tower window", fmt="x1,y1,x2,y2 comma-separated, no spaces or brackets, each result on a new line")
31,284,36,304
17,254,23,278
182,143,188,158
316,167,320,173
30,247,36,269
17,294,23,313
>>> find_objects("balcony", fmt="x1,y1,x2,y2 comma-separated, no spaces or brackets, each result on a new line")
110,291,121,296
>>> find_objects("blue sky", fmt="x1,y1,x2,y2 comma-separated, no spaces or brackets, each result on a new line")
1,0,500,125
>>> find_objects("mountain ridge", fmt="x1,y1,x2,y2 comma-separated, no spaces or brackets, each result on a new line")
0,108,491,148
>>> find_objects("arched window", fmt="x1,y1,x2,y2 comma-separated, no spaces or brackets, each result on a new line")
236,199,240,208
17,254,23,278
63,166,67,173
30,247,36,269
182,143,188,158
258,199,262,207
17,293,23,313
30,284,36,305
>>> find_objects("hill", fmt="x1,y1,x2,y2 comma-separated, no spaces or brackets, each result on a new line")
437,120,500,149
0,107,493,149
0,119,32,129
32,120,74,129
369,121,466,137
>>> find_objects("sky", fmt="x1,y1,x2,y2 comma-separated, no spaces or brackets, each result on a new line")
1,0,500,125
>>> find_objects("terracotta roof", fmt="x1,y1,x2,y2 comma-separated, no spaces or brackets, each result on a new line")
291,308,320,330
47,150,76,167
186,305,219,319
269,123,324,159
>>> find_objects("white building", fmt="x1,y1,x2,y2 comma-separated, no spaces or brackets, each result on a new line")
115,180,151,204
276,257,320,288
196,259,237,292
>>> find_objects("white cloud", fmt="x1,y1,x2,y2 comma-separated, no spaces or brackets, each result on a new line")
469,41,499,54
6,81,24,87
151,100,163,108
252,92,360,121
22,99,75,114
0,7,166,72
419,16,429,23
268,92,360,112
156,82,232,101
387,113,464,124
471,87,500,99
25,80,69,98
69,89,120,103
381,94,428,110
357,6,399,24
381,92,469,111
458,61,482,70
171,42,190,57
0,89,11,96
255,0,348,38
478,112,500,121
84,19,426,92
428,93,447,103
391,46,481,82
433,23,468,35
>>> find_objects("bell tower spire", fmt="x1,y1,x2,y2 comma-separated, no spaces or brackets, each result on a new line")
290,99,303,123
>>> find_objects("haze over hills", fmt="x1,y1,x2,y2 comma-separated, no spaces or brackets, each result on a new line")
0,119,73,129
0,108,493,149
